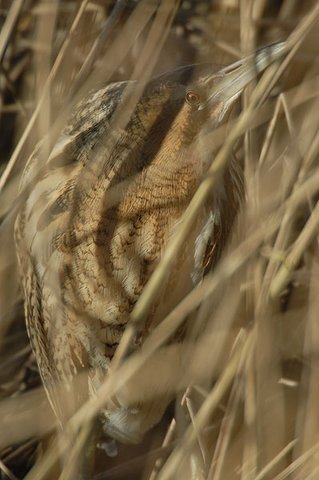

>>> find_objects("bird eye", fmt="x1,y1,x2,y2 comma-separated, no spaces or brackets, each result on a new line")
185,91,201,106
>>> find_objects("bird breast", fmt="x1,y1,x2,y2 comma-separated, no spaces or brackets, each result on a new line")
14,76,241,442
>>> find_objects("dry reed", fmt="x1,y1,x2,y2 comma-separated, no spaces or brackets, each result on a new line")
1,1,319,479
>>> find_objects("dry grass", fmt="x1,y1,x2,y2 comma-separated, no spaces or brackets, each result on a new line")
1,1,319,479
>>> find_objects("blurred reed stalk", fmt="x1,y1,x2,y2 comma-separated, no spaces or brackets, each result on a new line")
1,1,319,479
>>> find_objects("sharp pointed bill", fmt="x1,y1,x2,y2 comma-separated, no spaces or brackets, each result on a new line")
201,41,287,105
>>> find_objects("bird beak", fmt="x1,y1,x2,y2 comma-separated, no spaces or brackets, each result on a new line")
205,41,287,106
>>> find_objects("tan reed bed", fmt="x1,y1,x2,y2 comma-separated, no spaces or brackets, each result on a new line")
0,1,319,479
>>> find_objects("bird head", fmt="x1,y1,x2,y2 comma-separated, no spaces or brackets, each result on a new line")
115,41,286,182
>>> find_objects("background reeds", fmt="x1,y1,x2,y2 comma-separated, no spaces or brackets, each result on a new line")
0,1,319,479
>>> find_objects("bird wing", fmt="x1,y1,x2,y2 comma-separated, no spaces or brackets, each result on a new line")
14,80,132,423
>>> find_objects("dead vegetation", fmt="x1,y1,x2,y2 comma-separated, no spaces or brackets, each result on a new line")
1,1,319,479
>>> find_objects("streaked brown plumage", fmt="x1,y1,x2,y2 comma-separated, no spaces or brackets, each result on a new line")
14,43,285,443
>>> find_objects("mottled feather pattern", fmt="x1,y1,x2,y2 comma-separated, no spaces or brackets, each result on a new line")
14,62,249,441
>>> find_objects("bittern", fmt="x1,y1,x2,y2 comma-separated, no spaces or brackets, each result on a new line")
15,43,285,443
